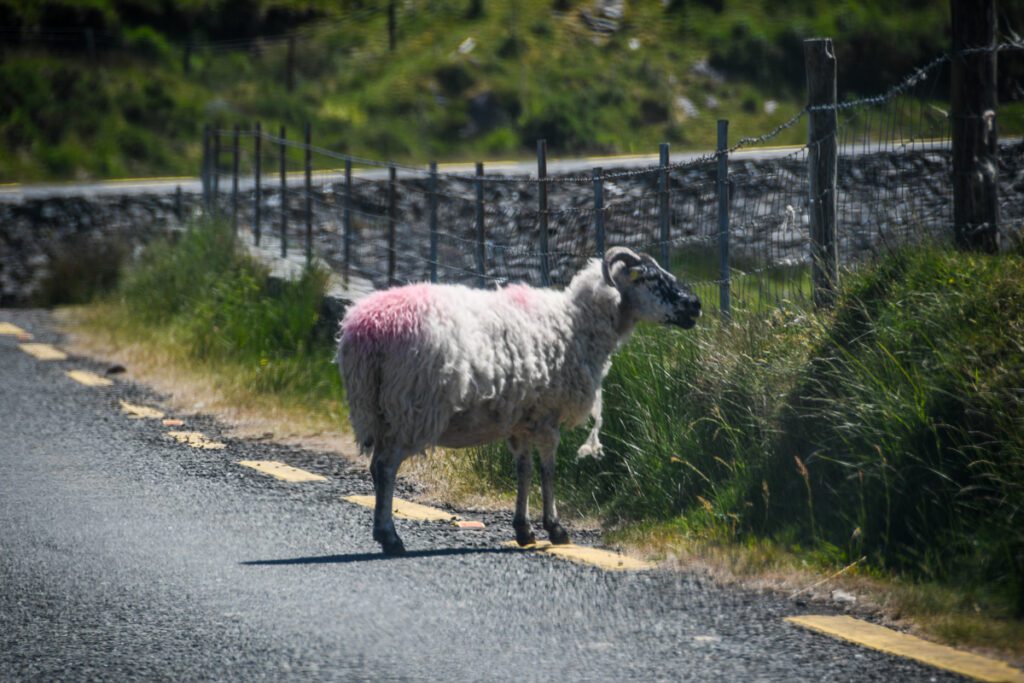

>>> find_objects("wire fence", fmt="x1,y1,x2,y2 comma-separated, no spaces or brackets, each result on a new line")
203,39,1024,314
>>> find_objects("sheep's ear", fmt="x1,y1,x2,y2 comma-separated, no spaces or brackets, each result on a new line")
602,247,643,288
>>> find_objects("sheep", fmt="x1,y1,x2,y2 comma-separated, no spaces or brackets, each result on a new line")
337,247,701,554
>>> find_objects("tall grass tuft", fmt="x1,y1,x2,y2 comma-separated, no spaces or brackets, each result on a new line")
108,219,345,421
458,245,1024,614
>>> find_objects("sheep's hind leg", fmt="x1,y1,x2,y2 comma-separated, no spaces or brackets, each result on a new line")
370,447,405,555
508,435,536,546
537,429,570,545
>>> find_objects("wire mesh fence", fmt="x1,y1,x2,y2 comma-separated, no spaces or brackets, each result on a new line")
204,40,1024,314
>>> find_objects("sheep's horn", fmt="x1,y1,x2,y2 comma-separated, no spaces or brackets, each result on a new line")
602,247,642,286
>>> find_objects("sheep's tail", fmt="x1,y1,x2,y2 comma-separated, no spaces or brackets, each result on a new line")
576,387,604,460
337,336,381,454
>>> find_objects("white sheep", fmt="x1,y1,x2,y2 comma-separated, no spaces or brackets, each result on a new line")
337,247,701,554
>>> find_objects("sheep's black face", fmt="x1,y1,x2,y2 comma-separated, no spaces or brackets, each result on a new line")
634,260,702,329
604,247,702,329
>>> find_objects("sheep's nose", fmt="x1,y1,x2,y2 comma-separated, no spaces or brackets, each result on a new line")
688,296,702,316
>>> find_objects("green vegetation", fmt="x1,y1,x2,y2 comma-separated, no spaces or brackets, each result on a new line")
456,245,1024,626
6,0,1021,181
80,220,345,422
71,216,1023,651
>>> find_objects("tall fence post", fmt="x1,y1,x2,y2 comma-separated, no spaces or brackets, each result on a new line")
254,121,262,246
951,0,999,252
658,143,670,269
429,161,439,284
344,159,352,285
286,34,297,92
387,165,397,286
537,139,550,287
805,37,839,307
475,162,486,288
212,129,221,217
304,121,313,266
593,167,604,257
279,125,287,257
231,124,240,236
716,120,731,319
175,185,183,224
201,124,210,214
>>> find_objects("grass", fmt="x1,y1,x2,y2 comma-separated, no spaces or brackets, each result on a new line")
66,218,1024,657
71,219,347,436
7,0,1022,181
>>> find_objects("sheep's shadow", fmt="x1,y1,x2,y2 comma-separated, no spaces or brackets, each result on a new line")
242,546,521,566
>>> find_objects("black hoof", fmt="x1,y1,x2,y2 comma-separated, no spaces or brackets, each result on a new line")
515,528,537,547
380,536,406,555
548,525,570,545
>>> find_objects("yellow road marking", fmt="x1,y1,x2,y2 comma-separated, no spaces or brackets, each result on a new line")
0,322,27,336
19,343,67,361
786,615,1024,683
66,370,113,387
119,400,165,419
343,495,457,522
237,460,327,482
505,540,656,571
166,431,226,450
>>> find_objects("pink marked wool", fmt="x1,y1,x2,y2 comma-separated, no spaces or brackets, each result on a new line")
502,284,536,310
341,283,434,351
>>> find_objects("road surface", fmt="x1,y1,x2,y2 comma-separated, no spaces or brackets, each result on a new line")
0,308,971,681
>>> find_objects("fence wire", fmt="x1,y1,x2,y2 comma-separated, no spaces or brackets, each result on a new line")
204,42,1024,313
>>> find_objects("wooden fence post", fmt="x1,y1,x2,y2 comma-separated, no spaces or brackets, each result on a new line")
537,139,550,286
593,168,604,257
201,124,211,214
429,161,439,283
279,125,287,257
951,0,999,252
231,124,240,235
805,37,839,307
475,162,486,287
286,34,297,92
659,143,670,269
344,158,352,285
254,122,262,245
304,121,313,265
717,119,731,319
388,165,397,285
212,129,221,216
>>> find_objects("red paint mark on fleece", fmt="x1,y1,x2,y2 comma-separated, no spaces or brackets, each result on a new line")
342,283,433,350
502,284,536,310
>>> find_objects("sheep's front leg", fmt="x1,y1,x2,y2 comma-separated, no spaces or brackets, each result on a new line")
509,435,536,546
370,448,405,555
537,429,570,545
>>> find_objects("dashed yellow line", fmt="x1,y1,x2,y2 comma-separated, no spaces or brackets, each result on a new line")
66,370,114,387
19,343,67,361
0,322,28,336
238,460,327,482
120,400,166,419
786,615,1024,683
343,494,457,522
166,431,226,450
506,540,656,572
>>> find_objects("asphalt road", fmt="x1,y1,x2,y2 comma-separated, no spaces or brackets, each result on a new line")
0,308,964,682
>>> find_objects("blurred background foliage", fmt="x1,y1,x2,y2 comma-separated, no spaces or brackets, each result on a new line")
1,0,1022,181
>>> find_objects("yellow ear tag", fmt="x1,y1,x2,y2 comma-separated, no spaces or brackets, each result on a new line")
629,269,640,282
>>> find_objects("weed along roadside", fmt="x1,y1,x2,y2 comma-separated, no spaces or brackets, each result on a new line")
65,220,1024,659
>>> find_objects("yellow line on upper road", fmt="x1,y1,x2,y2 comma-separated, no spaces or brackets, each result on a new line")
66,370,114,387
505,540,657,572
342,494,457,522
0,322,28,336
166,431,226,450
786,615,1024,682
237,460,327,482
19,343,67,361
120,401,166,419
